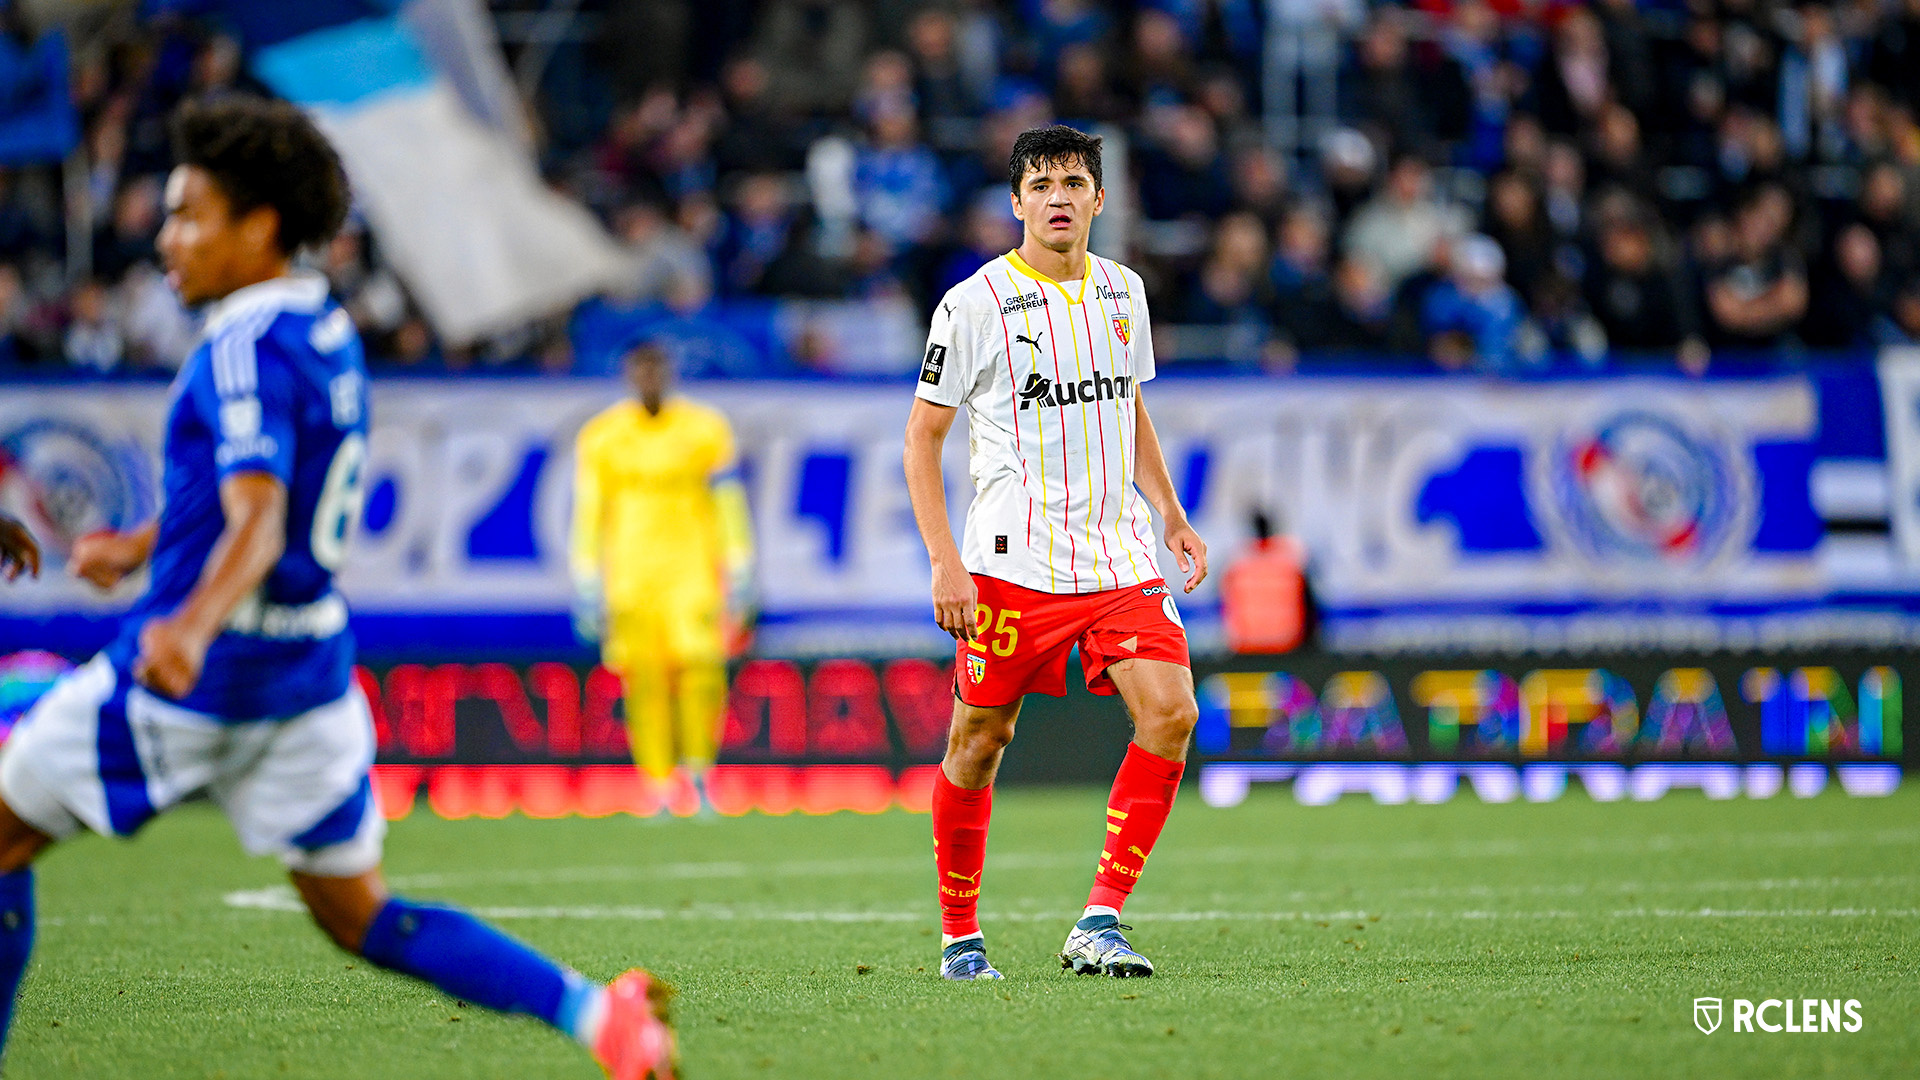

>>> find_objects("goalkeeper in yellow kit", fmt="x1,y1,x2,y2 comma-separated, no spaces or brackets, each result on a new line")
570,343,754,812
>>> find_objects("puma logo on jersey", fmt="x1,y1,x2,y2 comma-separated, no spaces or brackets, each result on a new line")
1017,371,1135,410
999,291,1047,315
1015,332,1045,351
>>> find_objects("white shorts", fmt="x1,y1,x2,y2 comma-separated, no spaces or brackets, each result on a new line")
0,655,385,877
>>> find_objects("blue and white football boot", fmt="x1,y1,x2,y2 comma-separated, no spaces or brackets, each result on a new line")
1059,913,1154,977
939,937,1005,980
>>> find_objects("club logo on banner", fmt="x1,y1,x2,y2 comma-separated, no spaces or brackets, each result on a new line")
1551,412,1740,565
0,417,156,558
1696,998,1722,1034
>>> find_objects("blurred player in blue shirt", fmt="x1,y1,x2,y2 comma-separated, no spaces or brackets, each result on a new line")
0,97,675,1079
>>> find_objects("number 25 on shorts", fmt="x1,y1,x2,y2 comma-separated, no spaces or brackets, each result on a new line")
969,605,1021,657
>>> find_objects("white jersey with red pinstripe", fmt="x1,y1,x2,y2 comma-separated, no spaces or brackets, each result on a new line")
915,249,1158,595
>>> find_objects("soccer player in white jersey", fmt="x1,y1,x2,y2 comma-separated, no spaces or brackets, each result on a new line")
903,125,1209,980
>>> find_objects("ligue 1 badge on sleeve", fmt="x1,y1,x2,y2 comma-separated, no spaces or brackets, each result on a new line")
1112,315,1130,345
967,655,986,683
1695,997,1722,1034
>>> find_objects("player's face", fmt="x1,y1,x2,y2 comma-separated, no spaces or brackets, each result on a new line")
625,351,672,405
157,165,279,306
1011,158,1103,253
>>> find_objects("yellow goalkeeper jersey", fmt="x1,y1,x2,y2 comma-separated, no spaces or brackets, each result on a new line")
569,397,749,610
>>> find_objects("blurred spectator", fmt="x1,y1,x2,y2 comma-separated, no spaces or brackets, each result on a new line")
1481,170,1555,307
1866,0,1920,114
934,192,1021,297
1319,127,1378,224
1587,103,1656,207
1704,185,1809,350
324,225,409,345
1343,154,1469,293
1340,6,1469,159
1853,162,1917,282
119,262,193,370
1182,212,1271,327
1269,206,1335,351
1053,42,1127,127
1805,223,1888,349
713,57,802,175
1138,104,1234,222
752,0,869,117
63,279,122,372
908,9,984,148
0,261,26,365
1584,210,1708,364
1230,146,1289,227
1884,277,1920,345
853,106,947,247
1537,7,1613,137
93,177,162,282
625,198,716,311
1541,139,1586,244
1126,8,1192,106
714,173,798,297
1325,256,1393,352
1421,234,1530,372
1777,1,1847,161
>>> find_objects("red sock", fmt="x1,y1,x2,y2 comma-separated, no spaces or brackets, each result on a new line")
1087,743,1185,912
932,770,992,939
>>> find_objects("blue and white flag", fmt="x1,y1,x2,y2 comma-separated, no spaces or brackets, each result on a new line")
248,8,629,344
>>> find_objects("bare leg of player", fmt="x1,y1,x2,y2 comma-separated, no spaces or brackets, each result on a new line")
1059,658,1199,977
291,868,677,1077
932,699,1021,980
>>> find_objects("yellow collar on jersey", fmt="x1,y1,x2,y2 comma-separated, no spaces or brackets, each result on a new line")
1005,250,1091,305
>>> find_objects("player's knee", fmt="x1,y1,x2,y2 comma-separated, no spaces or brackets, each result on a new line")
951,721,1014,756
1137,695,1199,739
948,713,1015,757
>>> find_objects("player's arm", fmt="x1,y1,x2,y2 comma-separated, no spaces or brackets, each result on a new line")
134,472,287,698
0,513,41,581
1132,388,1208,593
567,424,606,642
903,398,977,642
68,520,159,589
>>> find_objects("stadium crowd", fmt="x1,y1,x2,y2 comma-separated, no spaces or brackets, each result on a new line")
3,0,1920,375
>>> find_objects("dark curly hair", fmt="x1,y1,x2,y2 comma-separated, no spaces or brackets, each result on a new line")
1007,125,1103,194
170,96,350,256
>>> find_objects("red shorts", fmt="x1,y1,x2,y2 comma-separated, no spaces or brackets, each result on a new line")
955,574,1191,707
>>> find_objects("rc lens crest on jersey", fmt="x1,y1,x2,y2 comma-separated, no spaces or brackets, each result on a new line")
1112,315,1130,344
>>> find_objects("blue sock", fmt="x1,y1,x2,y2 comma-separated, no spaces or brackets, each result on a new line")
0,869,33,1059
360,897,599,1041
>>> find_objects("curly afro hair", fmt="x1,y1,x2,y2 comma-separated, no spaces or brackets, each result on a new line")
1007,124,1104,194
170,95,350,256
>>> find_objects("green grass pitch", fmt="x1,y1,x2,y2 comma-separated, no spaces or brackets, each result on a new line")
7,782,1916,1078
